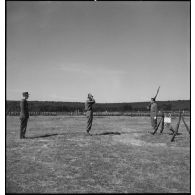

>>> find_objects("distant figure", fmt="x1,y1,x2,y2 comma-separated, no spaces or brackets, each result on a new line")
85,93,95,135
19,92,29,139
148,98,158,130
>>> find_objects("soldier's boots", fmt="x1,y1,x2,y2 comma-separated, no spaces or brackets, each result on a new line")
20,133,25,139
86,131,92,136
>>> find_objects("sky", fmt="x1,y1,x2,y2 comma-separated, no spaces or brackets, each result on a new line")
6,1,190,103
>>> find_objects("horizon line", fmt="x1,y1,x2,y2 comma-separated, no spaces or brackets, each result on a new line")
6,99,190,104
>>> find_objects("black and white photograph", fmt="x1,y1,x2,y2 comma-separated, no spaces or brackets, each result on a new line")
6,0,190,193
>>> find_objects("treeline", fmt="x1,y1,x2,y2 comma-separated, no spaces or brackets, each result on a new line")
6,100,190,113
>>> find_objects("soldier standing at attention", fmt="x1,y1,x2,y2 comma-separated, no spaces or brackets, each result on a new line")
85,93,95,135
148,98,158,130
20,92,29,139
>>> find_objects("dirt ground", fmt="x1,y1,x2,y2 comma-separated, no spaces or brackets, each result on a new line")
6,116,190,193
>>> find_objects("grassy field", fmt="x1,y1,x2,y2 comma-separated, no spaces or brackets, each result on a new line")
6,116,190,193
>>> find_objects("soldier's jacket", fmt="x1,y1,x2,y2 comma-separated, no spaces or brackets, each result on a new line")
85,98,95,111
20,99,29,119
150,102,158,117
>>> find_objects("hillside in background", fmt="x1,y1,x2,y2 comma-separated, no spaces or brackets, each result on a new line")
6,100,190,113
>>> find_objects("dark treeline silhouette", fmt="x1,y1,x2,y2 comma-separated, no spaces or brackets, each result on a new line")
6,100,190,113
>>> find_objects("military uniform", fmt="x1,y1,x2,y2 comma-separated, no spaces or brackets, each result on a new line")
85,94,95,133
20,93,29,138
150,101,158,130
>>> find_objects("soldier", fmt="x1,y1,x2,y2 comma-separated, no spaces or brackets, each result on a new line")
19,92,30,139
148,98,158,130
85,93,95,135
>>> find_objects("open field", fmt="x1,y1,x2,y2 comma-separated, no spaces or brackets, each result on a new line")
6,116,190,193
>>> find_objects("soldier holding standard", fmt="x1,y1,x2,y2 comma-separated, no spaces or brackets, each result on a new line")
20,92,30,139
85,93,95,135
149,98,158,130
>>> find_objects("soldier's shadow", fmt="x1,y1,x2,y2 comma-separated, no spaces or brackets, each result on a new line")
26,133,59,139
93,132,121,136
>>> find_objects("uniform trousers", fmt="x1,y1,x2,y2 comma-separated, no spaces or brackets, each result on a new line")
86,110,93,132
20,117,28,138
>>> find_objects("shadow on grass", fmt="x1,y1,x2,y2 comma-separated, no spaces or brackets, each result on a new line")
25,133,59,139
93,131,121,136
120,131,146,134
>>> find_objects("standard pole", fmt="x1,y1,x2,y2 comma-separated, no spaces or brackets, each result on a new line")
171,111,182,142
181,115,190,135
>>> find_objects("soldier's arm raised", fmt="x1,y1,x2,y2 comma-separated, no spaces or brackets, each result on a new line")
88,96,95,103
88,99,95,104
